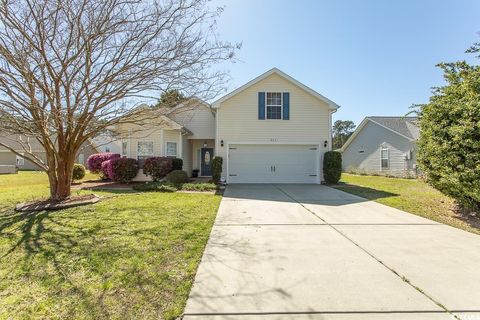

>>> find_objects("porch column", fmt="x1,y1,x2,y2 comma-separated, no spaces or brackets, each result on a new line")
178,131,183,159
160,129,164,156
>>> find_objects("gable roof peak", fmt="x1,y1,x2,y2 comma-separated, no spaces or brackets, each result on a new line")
212,68,340,110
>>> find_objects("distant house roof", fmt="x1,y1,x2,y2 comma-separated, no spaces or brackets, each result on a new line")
340,116,419,152
367,116,419,140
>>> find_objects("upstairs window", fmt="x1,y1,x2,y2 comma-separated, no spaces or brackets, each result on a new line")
266,92,282,119
381,147,389,169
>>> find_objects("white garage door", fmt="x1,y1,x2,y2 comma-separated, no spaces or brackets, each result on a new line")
228,144,319,184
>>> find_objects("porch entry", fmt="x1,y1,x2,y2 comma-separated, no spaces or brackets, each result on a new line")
201,148,214,176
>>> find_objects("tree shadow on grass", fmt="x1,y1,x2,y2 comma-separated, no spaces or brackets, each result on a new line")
0,205,172,319
0,210,49,258
0,209,111,317
332,182,398,201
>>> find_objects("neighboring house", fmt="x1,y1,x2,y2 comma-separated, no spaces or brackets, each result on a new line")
0,135,99,171
119,68,339,183
340,116,419,177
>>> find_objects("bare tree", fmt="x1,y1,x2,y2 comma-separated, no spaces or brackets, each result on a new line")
0,0,237,201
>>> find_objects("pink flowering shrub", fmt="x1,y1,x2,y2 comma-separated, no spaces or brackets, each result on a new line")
103,157,139,183
101,159,114,180
86,153,120,176
143,157,173,181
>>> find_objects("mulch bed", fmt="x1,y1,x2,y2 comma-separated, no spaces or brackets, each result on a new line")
453,204,480,229
15,194,101,212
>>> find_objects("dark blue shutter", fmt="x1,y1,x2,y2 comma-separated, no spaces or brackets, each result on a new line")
283,92,290,120
258,92,265,120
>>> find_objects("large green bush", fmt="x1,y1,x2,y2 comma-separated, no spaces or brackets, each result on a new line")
172,158,183,170
211,156,223,183
165,170,189,184
72,163,86,181
417,44,480,210
323,151,342,184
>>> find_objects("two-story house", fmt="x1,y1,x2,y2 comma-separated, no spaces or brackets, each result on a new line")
118,68,339,183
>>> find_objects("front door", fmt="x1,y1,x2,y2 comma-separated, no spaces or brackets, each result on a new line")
201,148,214,176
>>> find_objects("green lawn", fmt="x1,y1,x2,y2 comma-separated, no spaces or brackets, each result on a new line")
334,173,479,235
0,172,221,319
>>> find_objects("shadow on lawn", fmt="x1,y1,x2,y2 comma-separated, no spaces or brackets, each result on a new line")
0,210,49,258
0,205,169,318
452,205,480,232
0,209,110,317
333,182,398,201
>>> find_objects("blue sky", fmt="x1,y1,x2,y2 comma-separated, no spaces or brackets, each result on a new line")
211,0,480,125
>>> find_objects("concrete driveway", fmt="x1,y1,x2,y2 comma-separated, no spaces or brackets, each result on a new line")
184,184,480,320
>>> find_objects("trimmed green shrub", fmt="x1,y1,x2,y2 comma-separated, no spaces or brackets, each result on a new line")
323,151,342,184
211,156,223,183
157,184,177,192
72,163,86,181
165,170,189,184
133,182,176,192
172,158,183,170
109,158,139,183
143,157,173,181
132,182,159,192
180,183,217,192
416,43,480,210
133,181,217,193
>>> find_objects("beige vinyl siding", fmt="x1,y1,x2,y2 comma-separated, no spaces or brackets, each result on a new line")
119,123,183,181
182,135,192,176
216,73,331,181
342,121,417,177
163,130,181,157
0,152,16,168
170,105,215,140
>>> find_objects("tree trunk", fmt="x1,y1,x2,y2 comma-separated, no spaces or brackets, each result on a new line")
47,152,75,202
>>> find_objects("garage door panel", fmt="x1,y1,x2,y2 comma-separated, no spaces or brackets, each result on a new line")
228,144,319,184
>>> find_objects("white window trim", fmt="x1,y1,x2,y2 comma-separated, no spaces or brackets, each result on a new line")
121,140,129,157
165,141,177,157
381,147,389,170
137,141,154,158
265,92,283,120
16,153,25,166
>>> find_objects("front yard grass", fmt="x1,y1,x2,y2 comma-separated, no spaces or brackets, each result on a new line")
334,173,479,235
0,172,221,319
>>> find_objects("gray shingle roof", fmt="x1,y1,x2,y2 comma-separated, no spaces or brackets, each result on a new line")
367,116,419,140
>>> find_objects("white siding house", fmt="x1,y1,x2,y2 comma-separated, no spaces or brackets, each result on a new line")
340,117,419,177
116,68,339,183
213,68,339,184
